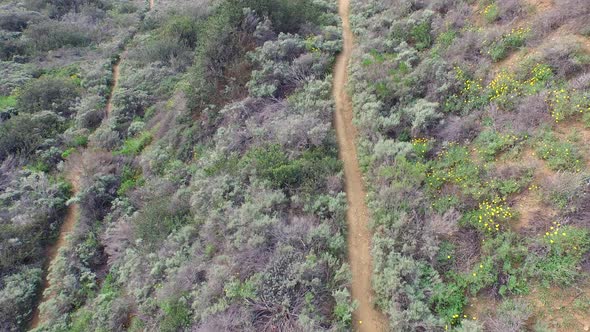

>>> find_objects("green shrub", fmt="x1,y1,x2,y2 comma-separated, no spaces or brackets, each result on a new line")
437,30,457,49
332,289,355,328
61,147,75,159
474,130,519,161
534,132,583,171
0,112,63,160
116,131,152,156
0,95,16,110
411,20,432,51
445,67,488,113
427,145,482,196
133,198,188,250
240,145,340,192
523,63,553,94
486,27,529,62
72,135,89,147
117,165,144,196
69,308,93,332
530,225,590,286
462,197,514,233
0,268,43,330
16,76,80,116
431,282,467,326
482,3,499,23
547,87,590,123
487,70,522,108
23,20,92,51
162,15,201,48
241,0,323,33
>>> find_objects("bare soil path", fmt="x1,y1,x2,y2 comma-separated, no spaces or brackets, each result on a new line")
29,162,82,329
105,54,123,118
333,0,388,330
27,0,154,324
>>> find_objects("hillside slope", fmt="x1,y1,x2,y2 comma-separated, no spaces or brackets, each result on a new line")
1,0,590,331
349,0,590,330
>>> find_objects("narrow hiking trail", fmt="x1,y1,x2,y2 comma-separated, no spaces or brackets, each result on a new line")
28,5,145,327
105,54,123,118
333,0,388,331
30,60,124,329
29,165,81,329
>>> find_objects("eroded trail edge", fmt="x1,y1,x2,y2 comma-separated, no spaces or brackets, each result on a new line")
333,0,387,331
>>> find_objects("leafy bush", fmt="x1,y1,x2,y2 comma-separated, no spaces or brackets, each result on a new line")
117,165,143,196
486,27,529,62
159,297,192,332
23,20,92,51
0,95,16,110
133,197,189,251
16,76,80,116
241,0,323,34
530,225,590,286
0,112,64,160
0,170,69,273
116,131,152,156
239,145,340,193
474,130,519,161
431,282,467,326
534,131,583,171
0,268,43,331
482,3,499,23
546,87,590,123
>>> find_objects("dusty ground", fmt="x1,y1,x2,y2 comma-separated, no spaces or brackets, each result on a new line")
333,0,388,330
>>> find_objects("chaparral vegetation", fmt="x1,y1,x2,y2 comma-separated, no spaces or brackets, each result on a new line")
0,0,588,331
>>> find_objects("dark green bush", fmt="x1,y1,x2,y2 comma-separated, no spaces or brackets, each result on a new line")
160,297,192,332
16,76,80,116
133,198,189,250
23,20,92,51
241,0,322,33
0,112,63,160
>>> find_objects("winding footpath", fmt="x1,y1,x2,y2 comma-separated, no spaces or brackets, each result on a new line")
105,55,123,118
333,0,388,331
27,0,154,325
29,60,123,330
28,166,81,329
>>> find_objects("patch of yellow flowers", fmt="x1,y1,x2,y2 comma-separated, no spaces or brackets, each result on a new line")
546,88,590,123
475,197,513,232
543,221,564,244
411,137,430,155
489,70,520,102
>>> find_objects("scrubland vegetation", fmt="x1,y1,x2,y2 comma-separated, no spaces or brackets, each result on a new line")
349,0,590,330
2,0,353,330
2,0,590,330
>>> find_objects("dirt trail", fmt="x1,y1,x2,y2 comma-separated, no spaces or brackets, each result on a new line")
28,17,140,332
149,0,154,10
333,0,388,331
105,55,123,118
29,164,82,329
